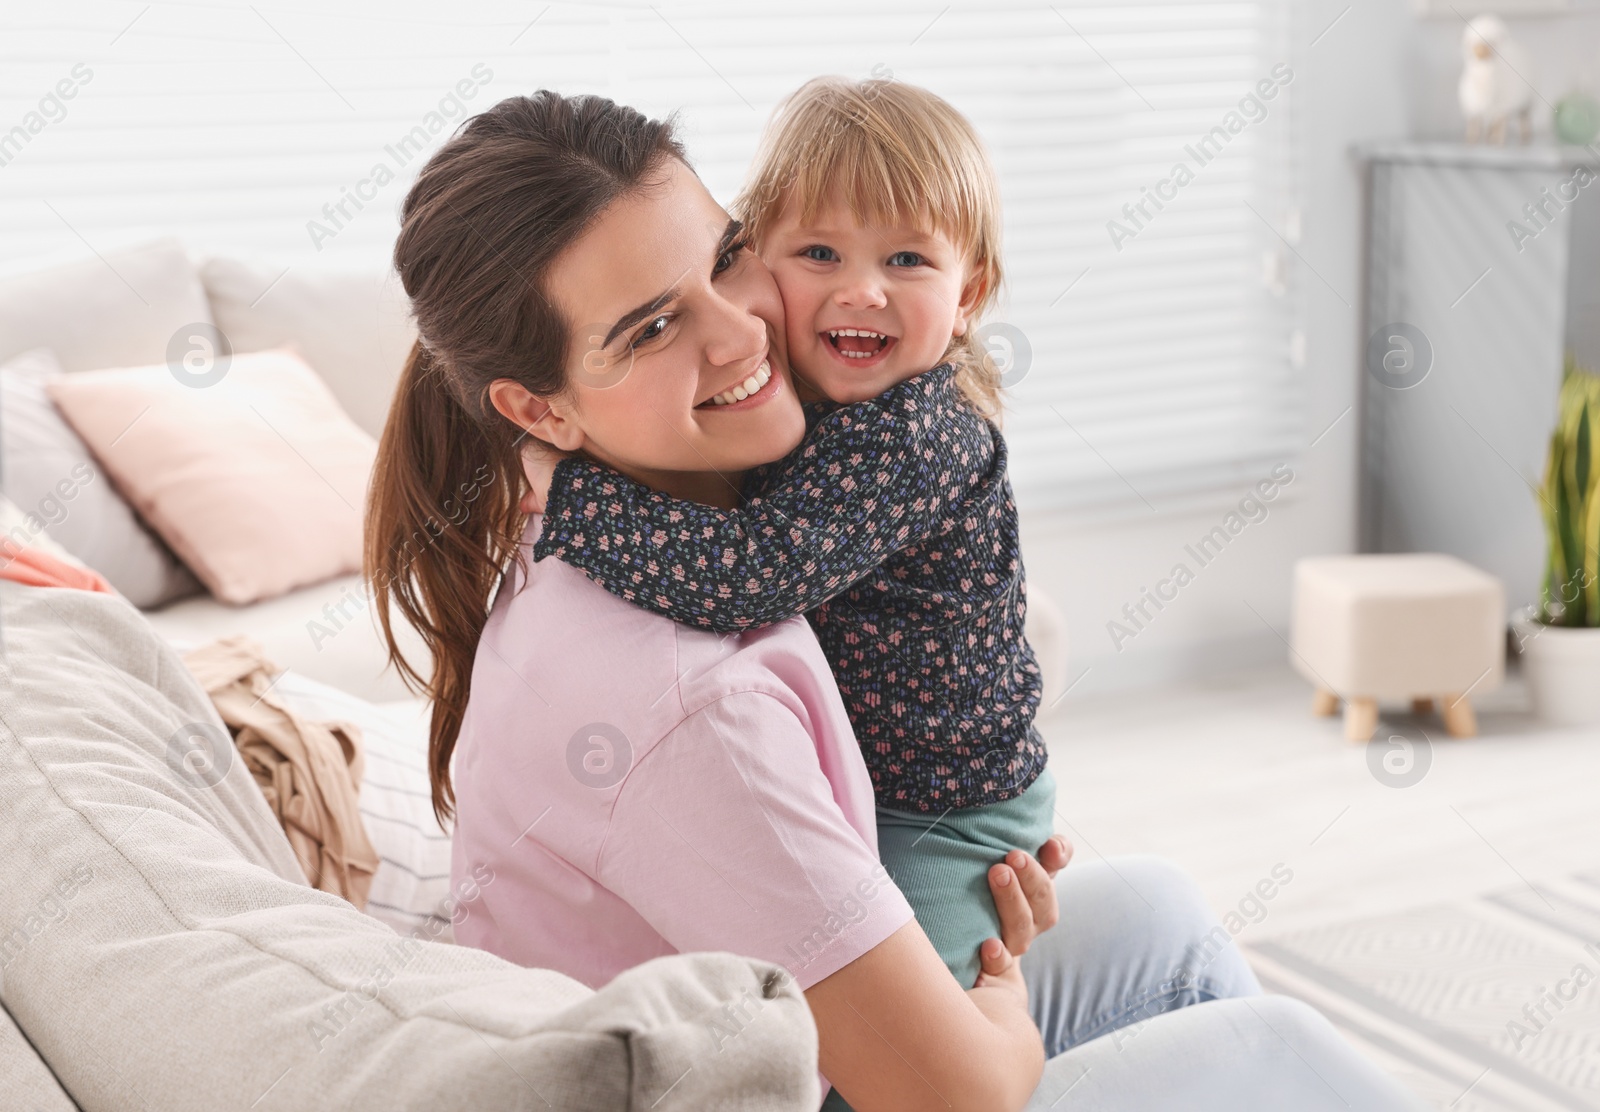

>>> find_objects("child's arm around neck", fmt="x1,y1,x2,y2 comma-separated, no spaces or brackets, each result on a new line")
531,363,983,632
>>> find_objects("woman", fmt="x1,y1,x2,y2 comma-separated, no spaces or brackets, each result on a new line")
366,91,1424,1112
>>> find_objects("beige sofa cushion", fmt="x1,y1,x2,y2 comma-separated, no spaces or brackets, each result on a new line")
0,1004,75,1111
0,581,819,1111
0,238,214,373
145,571,428,704
200,257,417,439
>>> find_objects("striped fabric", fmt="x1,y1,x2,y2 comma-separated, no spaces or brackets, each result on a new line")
271,670,455,941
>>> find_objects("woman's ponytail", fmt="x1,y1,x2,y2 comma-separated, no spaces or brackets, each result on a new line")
366,338,523,827
366,91,686,827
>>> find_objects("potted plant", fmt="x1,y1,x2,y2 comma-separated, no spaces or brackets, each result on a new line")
1512,356,1600,724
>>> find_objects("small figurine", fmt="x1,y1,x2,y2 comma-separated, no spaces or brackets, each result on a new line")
1459,14,1534,144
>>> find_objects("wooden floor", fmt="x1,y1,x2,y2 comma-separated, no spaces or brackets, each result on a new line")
1040,660,1600,942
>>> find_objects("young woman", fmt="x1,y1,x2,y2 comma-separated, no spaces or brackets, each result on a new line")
366,91,1425,1112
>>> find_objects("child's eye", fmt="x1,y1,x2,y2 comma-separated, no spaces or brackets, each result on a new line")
888,251,924,267
714,237,750,276
632,314,671,349
802,245,838,263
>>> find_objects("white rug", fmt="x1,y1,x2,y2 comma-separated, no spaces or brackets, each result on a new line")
1246,875,1600,1111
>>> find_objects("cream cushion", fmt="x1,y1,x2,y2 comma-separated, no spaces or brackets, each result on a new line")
1290,553,1506,700
0,1003,75,1111
0,238,213,373
145,572,428,704
46,348,375,606
0,580,818,1111
200,257,417,439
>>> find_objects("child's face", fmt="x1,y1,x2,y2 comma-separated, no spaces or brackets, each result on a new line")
762,194,981,405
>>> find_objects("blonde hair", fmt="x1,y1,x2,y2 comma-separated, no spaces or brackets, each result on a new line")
732,76,1006,420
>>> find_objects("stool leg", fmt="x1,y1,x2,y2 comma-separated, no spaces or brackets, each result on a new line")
1311,689,1339,716
1344,697,1378,742
1441,693,1477,738
1412,696,1434,715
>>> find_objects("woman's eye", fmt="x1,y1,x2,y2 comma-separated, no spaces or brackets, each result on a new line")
632,314,670,348
888,251,924,267
803,245,838,263
714,238,750,275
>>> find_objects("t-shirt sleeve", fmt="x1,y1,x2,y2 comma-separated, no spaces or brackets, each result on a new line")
595,690,915,991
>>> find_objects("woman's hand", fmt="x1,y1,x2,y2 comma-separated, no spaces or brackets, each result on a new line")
517,440,568,515
983,833,1074,967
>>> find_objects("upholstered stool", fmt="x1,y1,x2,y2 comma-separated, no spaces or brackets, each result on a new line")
1290,554,1505,741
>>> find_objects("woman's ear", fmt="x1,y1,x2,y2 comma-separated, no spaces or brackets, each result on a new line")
487,379,585,452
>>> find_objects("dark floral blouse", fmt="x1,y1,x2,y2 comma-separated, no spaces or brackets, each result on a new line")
531,363,1046,812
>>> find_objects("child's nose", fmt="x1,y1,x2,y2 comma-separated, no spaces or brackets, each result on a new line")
833,271,888,310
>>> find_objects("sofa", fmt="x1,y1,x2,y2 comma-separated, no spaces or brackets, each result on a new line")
0,578,817,1110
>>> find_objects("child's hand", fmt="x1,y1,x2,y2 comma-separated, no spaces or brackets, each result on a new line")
972,936,1029,1007
983,834,1073,963
1037,832,1073,876
517,441,567,515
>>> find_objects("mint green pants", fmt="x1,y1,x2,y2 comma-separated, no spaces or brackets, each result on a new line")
875,763,1059,989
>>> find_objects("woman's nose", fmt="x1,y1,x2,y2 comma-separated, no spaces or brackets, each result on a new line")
702,292,769,367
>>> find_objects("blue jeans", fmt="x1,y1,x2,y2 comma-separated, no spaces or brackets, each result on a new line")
1020,856,1427,1111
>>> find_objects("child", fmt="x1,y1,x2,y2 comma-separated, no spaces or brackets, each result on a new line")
528,75,1054,993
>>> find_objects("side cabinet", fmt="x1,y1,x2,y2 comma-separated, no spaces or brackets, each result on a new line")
1357,141,1598,612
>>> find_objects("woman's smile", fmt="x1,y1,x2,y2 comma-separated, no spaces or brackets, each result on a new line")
696,357,781,410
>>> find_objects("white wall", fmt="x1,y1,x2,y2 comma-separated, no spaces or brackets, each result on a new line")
1030,0,1415,701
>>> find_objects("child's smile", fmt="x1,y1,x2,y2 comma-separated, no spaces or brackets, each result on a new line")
820,327,898,367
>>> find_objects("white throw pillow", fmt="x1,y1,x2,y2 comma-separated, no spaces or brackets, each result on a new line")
0,348,202,608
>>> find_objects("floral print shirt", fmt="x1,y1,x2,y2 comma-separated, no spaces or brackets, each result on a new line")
532,363,1046,812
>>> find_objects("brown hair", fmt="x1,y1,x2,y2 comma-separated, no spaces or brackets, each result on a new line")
365,92,686,826
733,76,1006,419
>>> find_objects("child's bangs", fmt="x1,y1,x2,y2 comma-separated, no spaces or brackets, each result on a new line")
742,83,984,258
786,122,953,243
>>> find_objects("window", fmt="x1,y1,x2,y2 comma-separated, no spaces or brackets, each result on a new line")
3,0,1301,515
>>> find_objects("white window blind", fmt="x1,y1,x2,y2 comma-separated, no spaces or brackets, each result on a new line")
2,0,1303,517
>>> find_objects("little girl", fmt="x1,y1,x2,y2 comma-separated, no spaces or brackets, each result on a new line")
528,75,1054,992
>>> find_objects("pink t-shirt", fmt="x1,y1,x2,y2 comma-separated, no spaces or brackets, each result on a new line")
451,514,914,1002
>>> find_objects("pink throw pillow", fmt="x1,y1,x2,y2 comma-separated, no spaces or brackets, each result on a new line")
46,348,377,605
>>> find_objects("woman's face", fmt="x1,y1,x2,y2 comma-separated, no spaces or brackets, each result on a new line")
526,158,806,505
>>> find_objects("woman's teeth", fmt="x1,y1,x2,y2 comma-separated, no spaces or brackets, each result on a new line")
707,360,771,406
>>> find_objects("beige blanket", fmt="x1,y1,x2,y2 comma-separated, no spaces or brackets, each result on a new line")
182,635,378,909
